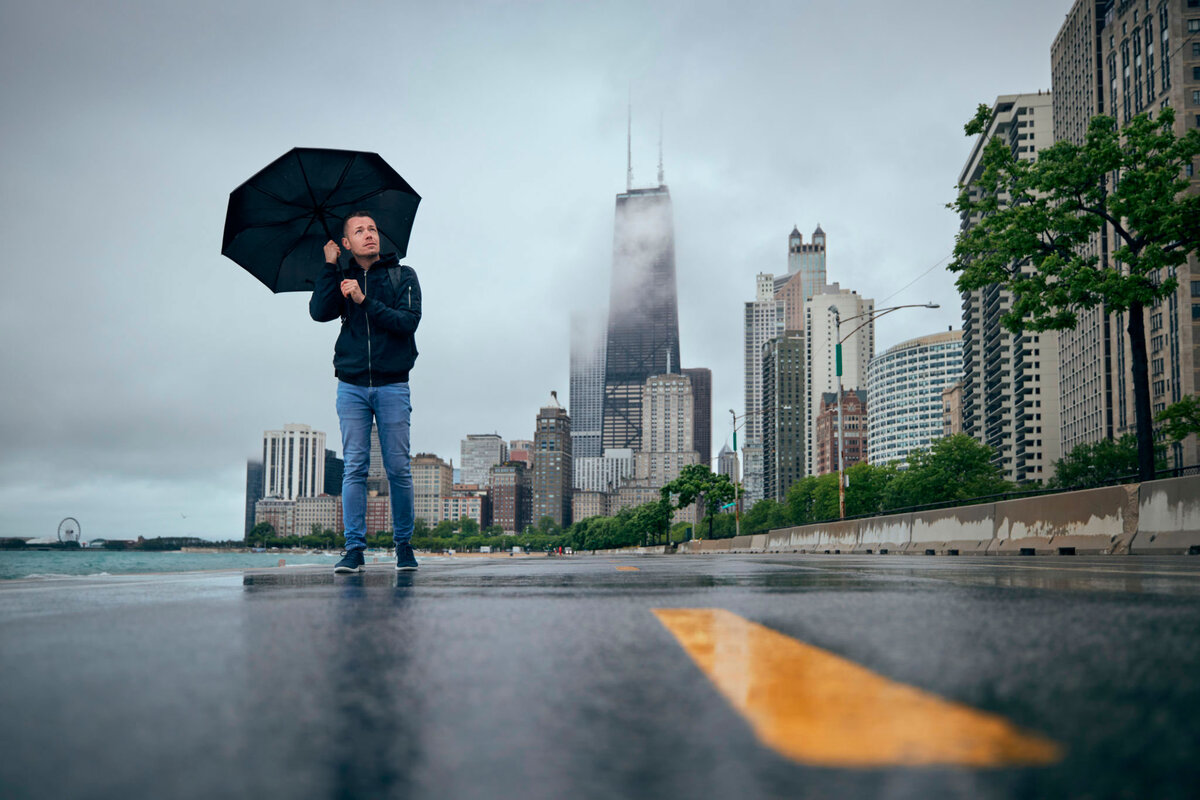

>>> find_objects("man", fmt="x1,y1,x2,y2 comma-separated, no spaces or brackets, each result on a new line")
310,211,422,573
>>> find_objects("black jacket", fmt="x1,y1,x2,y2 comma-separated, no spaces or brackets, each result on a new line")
309,252,422,386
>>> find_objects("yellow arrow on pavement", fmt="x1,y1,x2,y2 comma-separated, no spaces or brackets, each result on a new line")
653,608,1062,768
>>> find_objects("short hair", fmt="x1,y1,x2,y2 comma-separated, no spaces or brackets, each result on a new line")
342,210,376,238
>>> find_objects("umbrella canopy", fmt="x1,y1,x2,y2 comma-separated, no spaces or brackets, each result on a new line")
222,148,421,293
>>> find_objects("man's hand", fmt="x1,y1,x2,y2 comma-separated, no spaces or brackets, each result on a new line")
340,279,365,304
324,240,341,264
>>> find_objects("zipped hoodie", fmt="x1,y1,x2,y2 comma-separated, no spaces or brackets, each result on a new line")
309,252,422,386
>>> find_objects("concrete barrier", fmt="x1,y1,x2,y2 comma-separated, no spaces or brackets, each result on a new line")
1131,475,1200,554
908,504,995,555
858,513,911,553
816,519,860,553
992,486,1135,555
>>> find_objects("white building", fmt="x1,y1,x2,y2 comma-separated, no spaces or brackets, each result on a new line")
868,330,964,466
569,311,606,460
803,284,874,477
573,448,634,493
742,272,784,503
263,424,326,501
460,434,507,488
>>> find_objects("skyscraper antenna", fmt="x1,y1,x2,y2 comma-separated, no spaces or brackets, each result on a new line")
626,93,633,192
657,111,664,186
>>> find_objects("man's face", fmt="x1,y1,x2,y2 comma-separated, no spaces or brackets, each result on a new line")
342,216,381,259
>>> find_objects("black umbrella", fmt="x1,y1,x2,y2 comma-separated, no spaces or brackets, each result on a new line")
222,147,421,292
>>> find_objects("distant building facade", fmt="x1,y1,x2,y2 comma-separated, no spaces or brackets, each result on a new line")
681,367,712,468
570,311,606,460
244,459,264,538
762,331,806,500
412,453,453,525
323,449,343,496
804,284,874,477
743,272,784,503
461,434,507,488
573,448,634,493
717,443,739,483
943,381,964,437
867,329,964,466
533,397,572,527
633,373,699,487
263,424,326,501
490,462,531,534
815,390,868,476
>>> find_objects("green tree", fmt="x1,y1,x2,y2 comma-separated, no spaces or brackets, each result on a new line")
458,517,480,536
248,522,275,545
1155,395,1200,446
1049,433,1164,488
949,106,1200,480
843,462,895,517
661,464,737,539
884,434,1010,509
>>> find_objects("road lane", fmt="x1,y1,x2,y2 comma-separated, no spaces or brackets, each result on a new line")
1,553,1197,800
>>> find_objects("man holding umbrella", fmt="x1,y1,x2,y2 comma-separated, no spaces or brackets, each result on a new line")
310,211,422,573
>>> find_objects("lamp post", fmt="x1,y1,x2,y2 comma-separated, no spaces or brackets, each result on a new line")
828,302,939,519
728,406,774,538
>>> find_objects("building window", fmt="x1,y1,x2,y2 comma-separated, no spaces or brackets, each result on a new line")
1190,19,1200,33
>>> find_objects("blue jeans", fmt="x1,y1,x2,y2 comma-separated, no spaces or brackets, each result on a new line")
336,381,414,550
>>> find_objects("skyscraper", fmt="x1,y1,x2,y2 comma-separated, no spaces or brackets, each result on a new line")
533,395,573,527
742,272,784,503
244,459,264,537
681,367,712,468
804,284,874,477
570,311,606,461
958,93,1062,484
602,179,680,452
263,424,326,500
761,330,806,500
1052,0,1199,470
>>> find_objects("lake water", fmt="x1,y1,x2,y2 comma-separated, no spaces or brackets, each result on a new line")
0,550,373,581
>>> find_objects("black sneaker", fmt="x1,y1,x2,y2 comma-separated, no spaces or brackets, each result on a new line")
334,549,365,574
395,543,418,571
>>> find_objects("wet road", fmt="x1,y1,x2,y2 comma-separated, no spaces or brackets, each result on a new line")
1,554,1198,799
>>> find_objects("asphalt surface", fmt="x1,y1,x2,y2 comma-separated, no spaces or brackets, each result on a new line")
1,554,1198,800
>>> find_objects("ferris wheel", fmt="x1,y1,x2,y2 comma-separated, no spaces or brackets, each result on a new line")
57,517,81,543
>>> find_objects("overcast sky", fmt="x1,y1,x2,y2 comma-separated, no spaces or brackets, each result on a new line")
0,0,1072,541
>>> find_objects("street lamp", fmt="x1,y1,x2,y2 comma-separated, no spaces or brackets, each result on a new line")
728,406,773,538
828,302,939,519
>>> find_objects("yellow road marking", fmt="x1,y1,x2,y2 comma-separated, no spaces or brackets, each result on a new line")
616,566,640,571
653,608,1061,768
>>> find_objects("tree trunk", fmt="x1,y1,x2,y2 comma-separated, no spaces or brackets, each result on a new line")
1126,299,1156,481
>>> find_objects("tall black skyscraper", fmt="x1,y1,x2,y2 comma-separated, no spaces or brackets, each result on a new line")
602,178,680,451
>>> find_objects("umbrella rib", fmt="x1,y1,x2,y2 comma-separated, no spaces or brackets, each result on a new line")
248,183,311,210
321,154,357,208
328,187,391,211
274,216,319,275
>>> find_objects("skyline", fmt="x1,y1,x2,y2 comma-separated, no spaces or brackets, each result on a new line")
0,0,1070,539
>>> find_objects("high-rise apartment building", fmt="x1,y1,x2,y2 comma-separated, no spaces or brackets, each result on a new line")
1098,0,1199,468
412,453,452,525
761,331,806,500
958,93,1062,484
1053,2,1116,457
633,373,699,487
533,396,573,527
943,382,964,437
681,367,712,467
443,485,490,529
508,440,534,469
867,329,964,466
742,272,784,503
263,424,326,500
244,459,264,538
815,390,868,476
602,178,680,452
490,462,531,534
460,434,507,488
803,284,874,477
570,311,606,460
